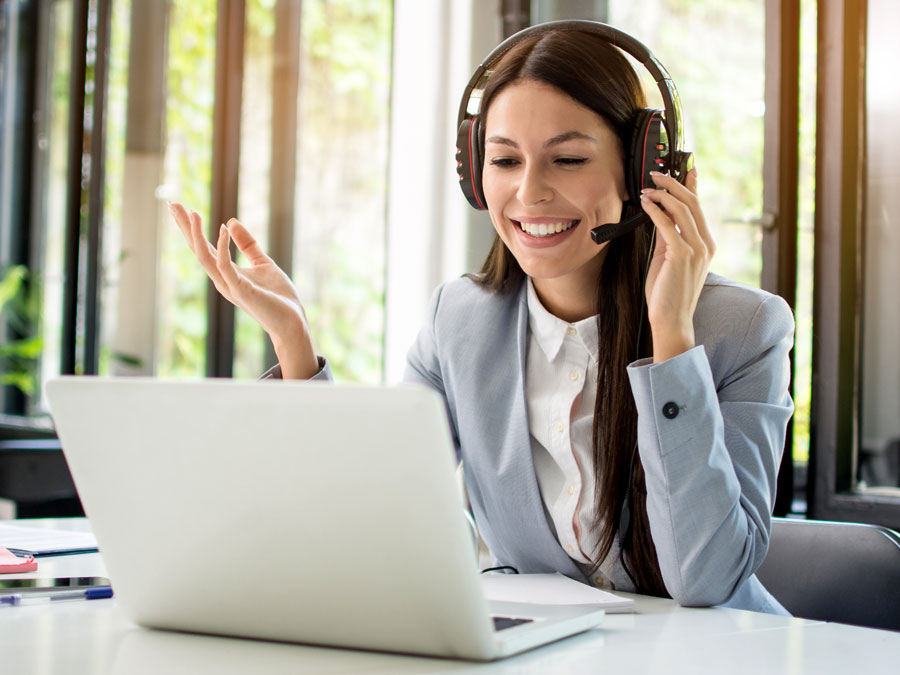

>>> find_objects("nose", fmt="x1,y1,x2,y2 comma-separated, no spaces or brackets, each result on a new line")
516,163,553,206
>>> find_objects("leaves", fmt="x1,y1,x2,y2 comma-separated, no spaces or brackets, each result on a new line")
0,266,42,397
0,265,27,316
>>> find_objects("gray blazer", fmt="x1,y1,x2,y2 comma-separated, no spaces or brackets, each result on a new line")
402,273,794,614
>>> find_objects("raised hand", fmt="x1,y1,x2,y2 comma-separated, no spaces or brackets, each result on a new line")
638,169,716,363
169,202,319,379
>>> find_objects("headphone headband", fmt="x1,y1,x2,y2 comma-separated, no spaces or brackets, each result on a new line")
456,20,686,160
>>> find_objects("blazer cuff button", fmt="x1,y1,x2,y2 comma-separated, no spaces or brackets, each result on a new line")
662,401,679,419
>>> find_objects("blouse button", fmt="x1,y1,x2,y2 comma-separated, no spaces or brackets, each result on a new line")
662,401,680,419
568,369,579,381
567,326,577,336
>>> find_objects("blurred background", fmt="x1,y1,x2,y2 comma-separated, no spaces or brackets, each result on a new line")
0,0,897,528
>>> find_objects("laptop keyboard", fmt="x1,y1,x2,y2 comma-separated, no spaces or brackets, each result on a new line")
492,616,534,631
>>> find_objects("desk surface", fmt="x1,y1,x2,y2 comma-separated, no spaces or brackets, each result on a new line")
2,519,898,674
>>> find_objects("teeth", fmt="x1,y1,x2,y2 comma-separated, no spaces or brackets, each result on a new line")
518,220,577,237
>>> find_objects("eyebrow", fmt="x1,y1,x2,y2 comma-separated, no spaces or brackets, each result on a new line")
485,131,598,148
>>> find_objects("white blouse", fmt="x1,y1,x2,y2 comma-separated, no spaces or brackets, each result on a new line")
525,279,619,588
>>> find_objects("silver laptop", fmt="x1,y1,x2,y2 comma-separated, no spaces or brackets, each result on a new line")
46,377,604,661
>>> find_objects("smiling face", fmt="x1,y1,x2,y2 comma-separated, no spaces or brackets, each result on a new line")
481,79,627,317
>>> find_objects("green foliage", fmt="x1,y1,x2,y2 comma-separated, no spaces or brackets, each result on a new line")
304,237,385,383
157,0,218,378
290,0,392,383
0,266,43,396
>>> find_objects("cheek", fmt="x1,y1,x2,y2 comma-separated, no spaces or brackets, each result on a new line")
487,206,511,244
482,170,511,231
481,168,505,207
576,171,625,217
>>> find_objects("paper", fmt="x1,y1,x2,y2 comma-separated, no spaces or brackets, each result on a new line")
0,523,98,556
482,572,634,613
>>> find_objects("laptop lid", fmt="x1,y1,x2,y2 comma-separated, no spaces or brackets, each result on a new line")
46,377,602,660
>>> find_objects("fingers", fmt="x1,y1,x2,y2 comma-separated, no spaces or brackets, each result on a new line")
168,202,235,301
680,169,715,253
169,202,196,251
188,209,222,273
685,167,699,195
226,219,270,266
168,203,277,312
215,224,244,293
639,193,690,258
641,170,713,256
647,169,716,256
170,203,271,267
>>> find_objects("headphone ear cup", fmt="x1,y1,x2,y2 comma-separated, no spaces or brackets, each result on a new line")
456,115,487,210
626,109,667,201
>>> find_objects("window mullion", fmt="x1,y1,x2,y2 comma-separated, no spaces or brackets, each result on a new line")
265,0,302,369
83,0,113,375
762,0,800,515
207,0,246,378
60,0,90,376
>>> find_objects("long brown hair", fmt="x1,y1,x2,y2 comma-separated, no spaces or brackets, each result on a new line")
469,29,668,596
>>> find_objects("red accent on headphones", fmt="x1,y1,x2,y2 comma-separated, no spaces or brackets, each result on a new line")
639,113,654,193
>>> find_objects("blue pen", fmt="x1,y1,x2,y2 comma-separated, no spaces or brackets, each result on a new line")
0,586,113,607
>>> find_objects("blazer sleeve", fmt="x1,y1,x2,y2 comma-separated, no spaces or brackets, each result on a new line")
259,356,333,382
403,285,445,393
627,294,794,606
403,283,462,459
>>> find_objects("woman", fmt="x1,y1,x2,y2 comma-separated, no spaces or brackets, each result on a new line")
170,24,793,614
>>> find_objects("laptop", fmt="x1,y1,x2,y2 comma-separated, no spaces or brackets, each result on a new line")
46,377,604,661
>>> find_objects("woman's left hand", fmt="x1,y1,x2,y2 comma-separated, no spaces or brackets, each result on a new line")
639,168,716,363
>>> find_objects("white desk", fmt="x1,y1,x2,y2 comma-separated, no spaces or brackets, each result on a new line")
2,519,898,674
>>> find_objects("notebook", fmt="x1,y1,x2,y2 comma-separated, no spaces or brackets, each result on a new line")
0,522,99,557
45,377,604,661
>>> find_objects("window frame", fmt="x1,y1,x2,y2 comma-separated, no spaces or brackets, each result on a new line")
761,0,800,516
807,0,900,529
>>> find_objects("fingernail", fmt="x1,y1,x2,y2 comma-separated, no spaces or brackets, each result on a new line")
641,188,654,194
649,170,663,176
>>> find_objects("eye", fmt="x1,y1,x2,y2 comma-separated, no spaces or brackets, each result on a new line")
555,156,588,166
488,157,519,168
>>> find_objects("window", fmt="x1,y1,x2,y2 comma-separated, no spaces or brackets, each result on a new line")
0,0,394,422
809,0,900,528
859,0,900,496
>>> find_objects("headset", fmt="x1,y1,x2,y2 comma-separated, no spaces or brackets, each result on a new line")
455,20,694,245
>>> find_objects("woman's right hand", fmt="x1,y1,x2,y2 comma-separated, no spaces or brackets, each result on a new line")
168,202,320,379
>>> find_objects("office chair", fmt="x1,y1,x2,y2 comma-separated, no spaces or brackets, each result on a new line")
756,517,900,631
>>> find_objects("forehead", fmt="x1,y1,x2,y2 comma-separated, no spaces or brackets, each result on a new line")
483,79,612,138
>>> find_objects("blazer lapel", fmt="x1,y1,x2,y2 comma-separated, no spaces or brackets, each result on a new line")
484,282,588,581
